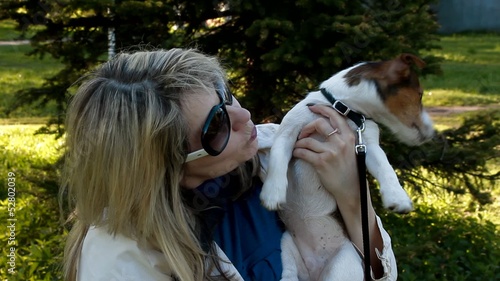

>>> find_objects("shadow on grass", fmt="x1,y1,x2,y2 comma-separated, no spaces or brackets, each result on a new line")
0,139,61,201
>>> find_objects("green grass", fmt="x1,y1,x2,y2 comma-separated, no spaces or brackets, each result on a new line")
0,19,44,40
0,19,62,119
0,19,24,40
0,44,63,118
0,125,65,280
421,33,500,107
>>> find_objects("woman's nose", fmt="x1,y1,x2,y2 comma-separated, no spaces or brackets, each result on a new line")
227,105,251,131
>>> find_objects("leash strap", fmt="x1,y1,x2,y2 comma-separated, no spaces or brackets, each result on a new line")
356,129,371,280
320,88,371,280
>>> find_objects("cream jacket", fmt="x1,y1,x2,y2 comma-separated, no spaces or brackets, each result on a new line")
77,124,397,280
78,226,244,280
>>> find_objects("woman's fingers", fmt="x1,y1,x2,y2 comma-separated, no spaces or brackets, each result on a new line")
308,104,352,132
297,117,339,140
297,105,355,144
293,104,360,198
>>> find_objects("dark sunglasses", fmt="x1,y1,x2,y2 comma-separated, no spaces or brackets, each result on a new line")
185,89,233,162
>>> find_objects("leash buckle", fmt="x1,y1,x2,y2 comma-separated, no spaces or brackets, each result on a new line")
355,127,366,155
333,100,351,116
355,144,366,155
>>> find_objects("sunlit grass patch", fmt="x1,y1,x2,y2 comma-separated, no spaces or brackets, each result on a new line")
0,125,63,198
422,64,500,106
427,114,460,131
0,19,22,40
0,19,45,40
1,125,64,163
405,166,500,225
0,117,49,125
429,33,500,65
421,33,500,110
424,88,500,107
0,125,65,279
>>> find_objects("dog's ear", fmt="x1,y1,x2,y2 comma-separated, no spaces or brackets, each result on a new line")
389,53,426,80
344,54,426,86
400,53,426,69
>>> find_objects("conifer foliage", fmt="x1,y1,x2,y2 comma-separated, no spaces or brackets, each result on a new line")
0,0,440,124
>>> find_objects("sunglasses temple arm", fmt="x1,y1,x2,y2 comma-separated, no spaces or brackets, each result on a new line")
185,149,209,163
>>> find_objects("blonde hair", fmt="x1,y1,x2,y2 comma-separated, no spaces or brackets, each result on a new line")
60,48,239,281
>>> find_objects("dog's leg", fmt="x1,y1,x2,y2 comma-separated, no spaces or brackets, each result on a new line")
317,242,363,281
260,126,300,210
365,143,413,213
260,101,317,210
361,121,413,213
280,231,308,281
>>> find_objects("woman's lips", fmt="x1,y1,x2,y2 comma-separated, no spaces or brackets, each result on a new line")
249,125,257,141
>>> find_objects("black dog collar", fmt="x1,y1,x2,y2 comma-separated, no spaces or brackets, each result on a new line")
320,88,366,128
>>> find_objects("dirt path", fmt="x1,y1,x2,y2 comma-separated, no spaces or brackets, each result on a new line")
0,40,29,45
427,105,500,116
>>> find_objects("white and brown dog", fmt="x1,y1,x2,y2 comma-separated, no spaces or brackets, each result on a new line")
257,54,434,280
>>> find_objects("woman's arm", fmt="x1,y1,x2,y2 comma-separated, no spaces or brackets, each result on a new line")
292,104,395,280
334,187,385,278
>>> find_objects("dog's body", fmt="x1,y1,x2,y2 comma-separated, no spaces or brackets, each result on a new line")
258,54,434,280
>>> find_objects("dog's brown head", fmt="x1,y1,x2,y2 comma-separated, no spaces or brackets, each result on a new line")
343,53,434,145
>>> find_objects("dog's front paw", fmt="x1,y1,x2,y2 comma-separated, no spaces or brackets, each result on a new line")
381,187,413,213
260,180,288,210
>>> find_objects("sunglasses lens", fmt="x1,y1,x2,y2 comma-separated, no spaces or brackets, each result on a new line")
203,107,230,154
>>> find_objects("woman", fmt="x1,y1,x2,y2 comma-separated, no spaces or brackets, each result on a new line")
61,48,396,280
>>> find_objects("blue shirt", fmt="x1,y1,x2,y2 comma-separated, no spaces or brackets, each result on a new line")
196,175,284,280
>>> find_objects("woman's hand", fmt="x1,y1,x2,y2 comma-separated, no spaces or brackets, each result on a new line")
292,104,360,203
